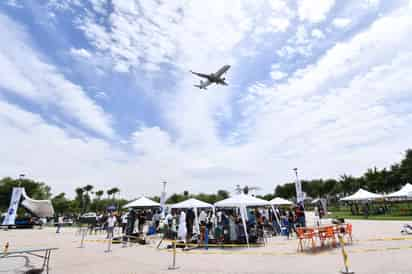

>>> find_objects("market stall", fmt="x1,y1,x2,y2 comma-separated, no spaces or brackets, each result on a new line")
214,194,270,246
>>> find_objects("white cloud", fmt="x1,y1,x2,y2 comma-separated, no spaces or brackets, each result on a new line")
311,28,325,39
237,6,412,181
270,64,288,80
332,18,351,28
298,0,335,23
0,14,113,137
70,48,92,58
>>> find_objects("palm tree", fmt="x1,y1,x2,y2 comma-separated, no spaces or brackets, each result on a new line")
75,187,85,213
107,189,114,199
95,190,104,199
83,185,94,197
111,187,120,200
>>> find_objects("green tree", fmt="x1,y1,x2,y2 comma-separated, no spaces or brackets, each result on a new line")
52,193,71,214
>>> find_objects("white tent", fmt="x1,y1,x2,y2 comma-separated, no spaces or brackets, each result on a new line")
215,194,270,246
214,193,271,208
171,198,213,235
123,196,160,208
340,188,383,201
270,197,293,206
386,183,412,199
171,198,213,209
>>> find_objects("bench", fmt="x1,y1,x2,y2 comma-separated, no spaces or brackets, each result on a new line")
0,247,58,274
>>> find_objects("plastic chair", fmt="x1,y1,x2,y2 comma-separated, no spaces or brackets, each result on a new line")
325,226,337,247
346,223,353,243
296,228,316,252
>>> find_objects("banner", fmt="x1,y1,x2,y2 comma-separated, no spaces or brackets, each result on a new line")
160,182,167,218
2,187,23,226
295,176,304,204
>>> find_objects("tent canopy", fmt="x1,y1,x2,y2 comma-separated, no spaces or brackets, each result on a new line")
214,193,270,208
123,196,160,208
171,198,213,209
340,188,383,201
386,183,412,198
270,197,293,206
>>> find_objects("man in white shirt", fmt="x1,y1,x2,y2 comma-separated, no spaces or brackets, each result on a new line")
121,212,128,234
198,210,207,225
106,213,117,239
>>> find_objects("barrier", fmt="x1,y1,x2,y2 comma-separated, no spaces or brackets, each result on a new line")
338,235,354,274
3,241,9,255
105,234,113,253
168,240,179,270
79,227,87,248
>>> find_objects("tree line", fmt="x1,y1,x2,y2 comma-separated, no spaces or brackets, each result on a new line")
271,149,412,202
1,149,411,215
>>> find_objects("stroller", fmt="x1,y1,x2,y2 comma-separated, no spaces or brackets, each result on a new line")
401,224,412,235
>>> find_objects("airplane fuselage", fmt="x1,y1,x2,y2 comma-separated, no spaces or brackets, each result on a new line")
191,64,230,89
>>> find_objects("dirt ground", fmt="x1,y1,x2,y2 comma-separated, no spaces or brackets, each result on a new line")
1,216,412,274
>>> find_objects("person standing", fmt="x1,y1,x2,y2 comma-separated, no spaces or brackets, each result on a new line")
178,211,187,241
121,212,128,234
56,215,64,233
186,209,195,242
106,213,117,239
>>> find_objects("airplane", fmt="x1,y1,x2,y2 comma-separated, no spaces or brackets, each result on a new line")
190,64,231,90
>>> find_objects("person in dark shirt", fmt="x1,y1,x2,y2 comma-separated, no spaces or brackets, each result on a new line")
186,209,195,241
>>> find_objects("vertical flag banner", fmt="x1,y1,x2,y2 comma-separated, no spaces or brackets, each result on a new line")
2,187,23,226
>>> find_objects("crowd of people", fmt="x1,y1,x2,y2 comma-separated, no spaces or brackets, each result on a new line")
55,204,308,244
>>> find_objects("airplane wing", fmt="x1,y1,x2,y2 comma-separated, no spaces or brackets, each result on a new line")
214,65,231,77
190,71,211,79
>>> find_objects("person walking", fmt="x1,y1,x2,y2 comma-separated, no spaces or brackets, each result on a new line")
106,213,117,239
56,215,64,233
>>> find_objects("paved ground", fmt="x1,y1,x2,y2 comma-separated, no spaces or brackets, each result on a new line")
1,218,412,274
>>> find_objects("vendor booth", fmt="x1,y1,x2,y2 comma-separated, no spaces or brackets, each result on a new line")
122,197,160,240
170,198,213,242
214,194,271,246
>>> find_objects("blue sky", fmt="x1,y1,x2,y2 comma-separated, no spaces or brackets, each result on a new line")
1,0,412,198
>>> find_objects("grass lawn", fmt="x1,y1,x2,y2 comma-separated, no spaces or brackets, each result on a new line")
329,212,412,221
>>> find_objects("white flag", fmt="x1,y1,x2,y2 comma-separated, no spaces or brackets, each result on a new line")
2,187,23,226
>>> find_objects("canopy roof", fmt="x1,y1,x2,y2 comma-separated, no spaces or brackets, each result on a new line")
386,183,412,198
214,193,271,208
171,198,213,209
123,196,160,208
270,197,293,206
340,188,383,201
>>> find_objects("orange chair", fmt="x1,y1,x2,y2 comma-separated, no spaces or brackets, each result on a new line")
325,226,337,247
296,228,316,252
346,223,353,244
